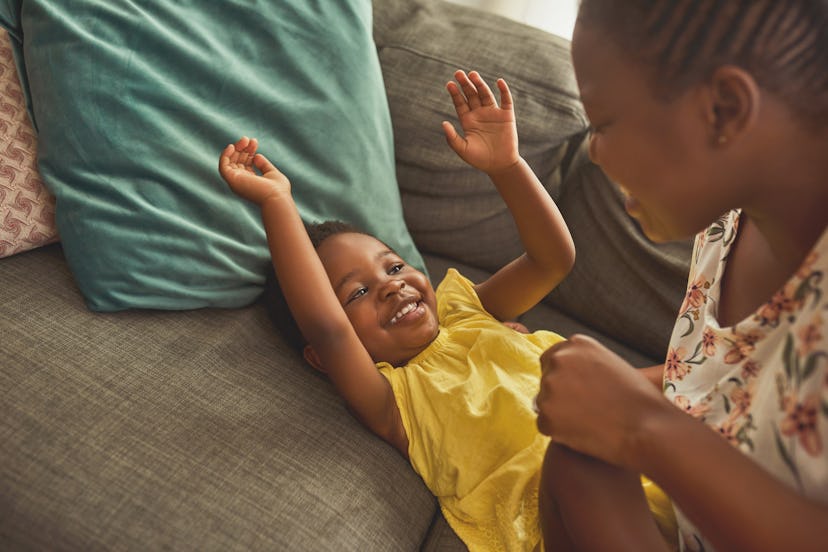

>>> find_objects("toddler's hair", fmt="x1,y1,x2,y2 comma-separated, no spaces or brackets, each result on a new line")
262,220,372,351
578,0,828,127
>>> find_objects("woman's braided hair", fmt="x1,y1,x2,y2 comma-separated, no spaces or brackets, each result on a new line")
577,0,828,127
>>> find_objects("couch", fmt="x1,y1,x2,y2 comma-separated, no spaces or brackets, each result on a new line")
0,0,691,549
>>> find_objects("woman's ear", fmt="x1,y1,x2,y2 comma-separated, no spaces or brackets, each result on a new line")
303,345,327,374
705,65,760,146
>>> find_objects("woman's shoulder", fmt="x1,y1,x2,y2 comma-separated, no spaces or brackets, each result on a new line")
692,209,741,268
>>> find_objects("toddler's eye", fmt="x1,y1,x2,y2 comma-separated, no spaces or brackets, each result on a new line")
388,263,404,275
346,287,367,304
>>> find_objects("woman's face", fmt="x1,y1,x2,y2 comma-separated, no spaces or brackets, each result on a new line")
570,22,736,243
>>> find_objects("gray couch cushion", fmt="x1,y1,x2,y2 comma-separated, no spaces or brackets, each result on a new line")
374,0,690,363
1,245,436,551
1,2,692,550
0,244,666,552
374,0,588,274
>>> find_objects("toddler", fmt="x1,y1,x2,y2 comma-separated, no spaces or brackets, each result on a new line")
220,70,672,551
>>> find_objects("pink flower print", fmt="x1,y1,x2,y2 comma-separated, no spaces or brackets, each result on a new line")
696,229,707,252
797,312,823,357
724,329,763,364
729,382,755,418
665,347,691,381
741,360,760,381
702,328,717,356
680,276,708,315
673,395,711,419
780,394,823,456
715,416,741,447
755,285,799,327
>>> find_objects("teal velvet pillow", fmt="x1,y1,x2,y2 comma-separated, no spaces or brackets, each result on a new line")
0,0,424,310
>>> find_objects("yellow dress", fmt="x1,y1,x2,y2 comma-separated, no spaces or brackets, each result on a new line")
378,269,676,551
378,269,561,550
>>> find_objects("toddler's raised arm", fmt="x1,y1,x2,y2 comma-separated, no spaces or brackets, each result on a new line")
218,138,406,455
442,70,575,321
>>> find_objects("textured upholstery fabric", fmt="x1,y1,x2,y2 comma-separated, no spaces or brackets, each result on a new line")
0,28,56,258
421,512,469,552
0,0,691,549
1,245,436,551
0,251,660,552
373,0,588,274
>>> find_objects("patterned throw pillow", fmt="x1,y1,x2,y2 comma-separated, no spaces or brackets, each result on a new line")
0,28,57,258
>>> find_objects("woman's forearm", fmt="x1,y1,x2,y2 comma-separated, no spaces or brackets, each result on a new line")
639,364,664,389
636,408,828,552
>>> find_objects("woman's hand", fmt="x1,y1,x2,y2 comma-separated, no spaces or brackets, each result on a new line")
536,334,675,471
219,136,290,205
442,70,520,175
539,335,828,552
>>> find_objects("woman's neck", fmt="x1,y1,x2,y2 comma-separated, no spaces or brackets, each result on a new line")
717,123,827,327
741,120,828,269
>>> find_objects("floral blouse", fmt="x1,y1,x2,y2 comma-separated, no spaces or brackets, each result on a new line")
662,210,828,552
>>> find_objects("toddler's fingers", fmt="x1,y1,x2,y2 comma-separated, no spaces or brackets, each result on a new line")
218,144,237,174
446,81,470,117
454,69,481,109
497,79,513,111
253,152,282,177
441,121,465,155
234,136,250,152
219,144,233,162
469,71,495,107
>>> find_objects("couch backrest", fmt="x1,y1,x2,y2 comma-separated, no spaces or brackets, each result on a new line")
374,0,588,273
374,0,692,361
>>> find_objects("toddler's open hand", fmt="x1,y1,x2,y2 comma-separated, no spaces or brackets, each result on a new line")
219,136,290,205
442,70,519,175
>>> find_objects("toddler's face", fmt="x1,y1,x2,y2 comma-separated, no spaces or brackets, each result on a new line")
316,232,439,366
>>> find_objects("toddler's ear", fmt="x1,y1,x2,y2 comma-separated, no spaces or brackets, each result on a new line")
303,345,327,374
